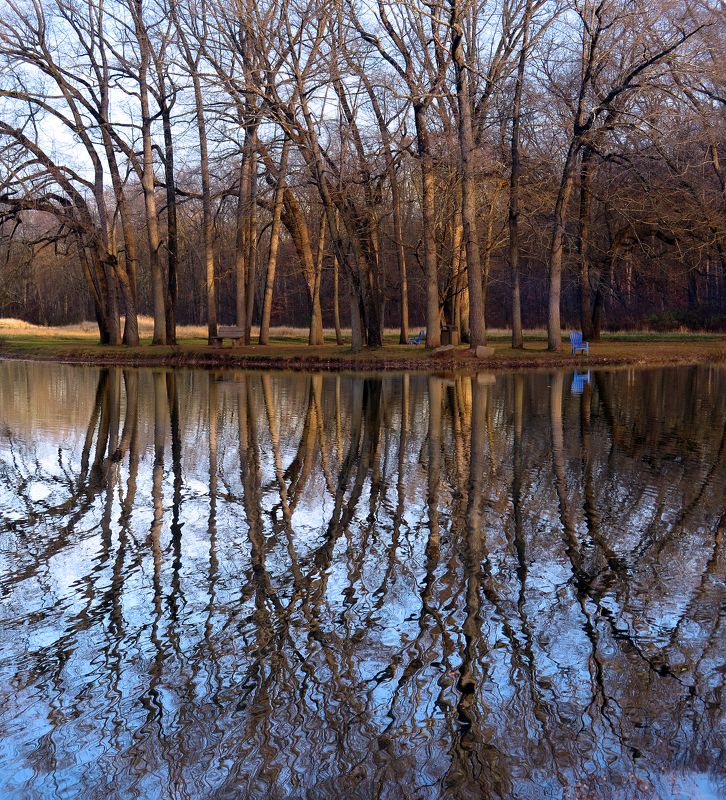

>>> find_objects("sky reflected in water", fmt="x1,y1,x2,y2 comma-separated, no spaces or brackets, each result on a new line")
0,361,724,799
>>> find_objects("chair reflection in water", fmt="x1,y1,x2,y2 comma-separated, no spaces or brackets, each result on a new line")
571,371,591,395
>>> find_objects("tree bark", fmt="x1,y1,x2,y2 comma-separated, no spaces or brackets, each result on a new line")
309,217,325,345
159,77,178,345
450,4,487,347
134,3,166,345
508,0,531,349
280,188,325,342
101,252,121,345
245,137,258,344
392,179,409,344
197,85,217,344
333,251,343,345
578,145,595,339
96,129,139,347
259,138,290,345
349,274,364,351
415,105,441,349
547,141,578,351
235,149,250,334
452,195,469,341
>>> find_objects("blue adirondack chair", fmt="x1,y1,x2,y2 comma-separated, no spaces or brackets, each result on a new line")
408,330,425,345
569,331,589,355
571,371,591,395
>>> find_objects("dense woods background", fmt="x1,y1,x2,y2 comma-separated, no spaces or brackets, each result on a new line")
0,0,724,350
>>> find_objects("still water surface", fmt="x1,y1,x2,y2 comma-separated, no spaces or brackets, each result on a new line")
0,361,724,799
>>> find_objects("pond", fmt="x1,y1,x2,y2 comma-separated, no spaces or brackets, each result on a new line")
0,361,724,799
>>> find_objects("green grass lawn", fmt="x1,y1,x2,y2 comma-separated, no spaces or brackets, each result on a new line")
1,326,724,372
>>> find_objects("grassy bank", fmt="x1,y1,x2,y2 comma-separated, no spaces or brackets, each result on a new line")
1,318,724,372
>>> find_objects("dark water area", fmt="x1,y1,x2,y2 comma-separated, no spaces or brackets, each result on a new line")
0,361,724,799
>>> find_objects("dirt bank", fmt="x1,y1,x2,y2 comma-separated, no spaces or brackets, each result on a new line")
1,334,725,373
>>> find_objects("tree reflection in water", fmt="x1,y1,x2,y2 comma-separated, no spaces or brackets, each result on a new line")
0,361,724,799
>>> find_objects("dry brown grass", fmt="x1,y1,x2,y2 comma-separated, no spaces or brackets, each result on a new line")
0,316,206,338
0,317,365,340
4,318,715,340
0,318,551,346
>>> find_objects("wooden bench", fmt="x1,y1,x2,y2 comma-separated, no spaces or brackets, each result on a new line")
569,330,589,355
212,325,245,345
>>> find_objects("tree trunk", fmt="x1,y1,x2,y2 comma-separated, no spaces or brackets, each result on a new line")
547,141,578,351
136,19,166,345
280,188,325,343
235,150,249,334
100,157,139,347
594,244,616,338
245,141,258,344
687,268,699,309
324,201,366,352
101,253,122,345
309,217,325,345
333,252,343,345
452,196,470,341
452,199,465,338
115,254,139,347
310,281,324,345
592,285,604,338
450,7,487,347
259,138,289,345
349,229,382,347
414,105,441,349
392,179,409,343
245,134,258,344
349,275,363,351
159,82,178,345
191,74,216,343
508,0,531,349
578,146,594,339
82,246,117,345
482,203,494,332
362,210,384,347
